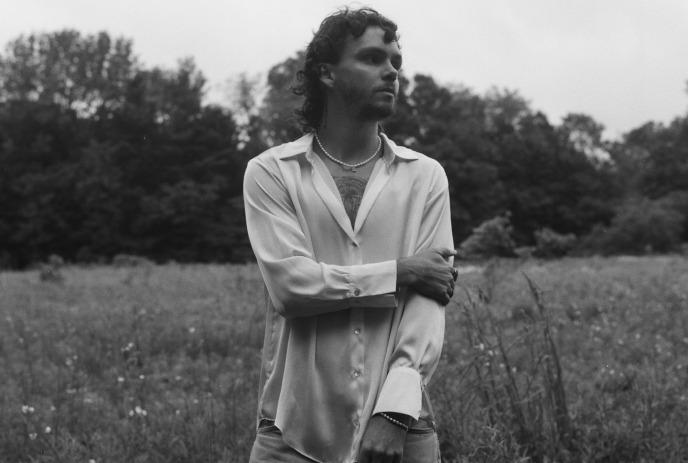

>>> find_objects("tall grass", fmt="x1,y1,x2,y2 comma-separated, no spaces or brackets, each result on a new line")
1,257,687,462
433,256,688,462
433,267,575,462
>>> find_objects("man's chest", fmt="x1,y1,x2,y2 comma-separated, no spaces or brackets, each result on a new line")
292,164,426,258
329,165,374,227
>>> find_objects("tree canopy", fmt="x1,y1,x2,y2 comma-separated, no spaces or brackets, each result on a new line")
1,31,686,267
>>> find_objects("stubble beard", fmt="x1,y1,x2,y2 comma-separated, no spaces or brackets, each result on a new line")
341,84,396,122
359,100,395,120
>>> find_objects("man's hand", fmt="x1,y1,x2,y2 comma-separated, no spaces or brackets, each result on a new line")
397,247,458,305
358,414,407,463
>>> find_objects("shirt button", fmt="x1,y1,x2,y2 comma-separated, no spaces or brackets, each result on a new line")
353,328,361,335
351,241,359,247
352,369,361,378
353,418,360,427
353,288,361,296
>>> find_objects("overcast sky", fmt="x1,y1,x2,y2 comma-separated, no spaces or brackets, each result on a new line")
2,0,687,139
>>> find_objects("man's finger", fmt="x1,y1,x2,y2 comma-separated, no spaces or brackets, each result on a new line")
435,247,457,259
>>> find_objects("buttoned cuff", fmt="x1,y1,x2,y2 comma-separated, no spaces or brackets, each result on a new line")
372,366,422,420
346,260,397,298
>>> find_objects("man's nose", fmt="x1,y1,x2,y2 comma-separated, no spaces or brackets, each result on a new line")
382,63,398,81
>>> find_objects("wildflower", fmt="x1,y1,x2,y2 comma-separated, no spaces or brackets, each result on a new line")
121,342,135,353
175,376,182,382
89,460,96,463
29,432,37,440
175,409,181,415
132,406,147,417
117,376,125,383
477,343,485,351
188,327,196,334
45,426,51,434
139,374,145,380
21,405,35,414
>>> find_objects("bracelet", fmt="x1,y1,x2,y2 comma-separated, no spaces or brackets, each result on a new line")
379,412,409,432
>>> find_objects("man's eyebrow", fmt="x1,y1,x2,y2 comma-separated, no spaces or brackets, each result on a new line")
356,46,401,56
356,46,403,61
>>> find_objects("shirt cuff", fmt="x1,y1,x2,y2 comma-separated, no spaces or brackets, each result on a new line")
347,260,397,297
372,366,422,420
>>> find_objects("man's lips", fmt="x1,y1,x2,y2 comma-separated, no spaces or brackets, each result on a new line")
376,87,397,96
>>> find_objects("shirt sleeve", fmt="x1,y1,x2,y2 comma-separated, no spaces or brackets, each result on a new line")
243,156,397,319
372,163,453,419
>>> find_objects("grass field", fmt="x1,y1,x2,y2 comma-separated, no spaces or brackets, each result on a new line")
1,257,687,462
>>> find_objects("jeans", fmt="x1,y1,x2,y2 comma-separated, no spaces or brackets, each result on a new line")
249,421,440,463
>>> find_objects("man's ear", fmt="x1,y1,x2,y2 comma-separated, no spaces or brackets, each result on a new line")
319,64,334,88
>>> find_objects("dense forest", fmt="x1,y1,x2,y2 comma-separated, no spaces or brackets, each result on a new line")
1,30,687,268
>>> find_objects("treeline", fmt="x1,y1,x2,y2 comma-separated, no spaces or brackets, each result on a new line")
0,31,251,267
1,31,687,268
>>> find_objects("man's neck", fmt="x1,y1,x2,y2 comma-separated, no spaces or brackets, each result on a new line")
316,117,380,164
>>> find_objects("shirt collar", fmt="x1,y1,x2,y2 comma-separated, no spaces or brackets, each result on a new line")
277,132,420,165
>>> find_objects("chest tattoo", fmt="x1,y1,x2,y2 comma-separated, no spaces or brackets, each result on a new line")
334,175,368,227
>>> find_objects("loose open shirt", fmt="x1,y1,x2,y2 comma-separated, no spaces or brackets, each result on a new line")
243,133,453,463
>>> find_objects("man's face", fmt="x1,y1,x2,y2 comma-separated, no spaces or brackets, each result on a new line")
326,26,402,121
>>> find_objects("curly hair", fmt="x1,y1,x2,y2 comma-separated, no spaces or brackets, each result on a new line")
293,7,399,132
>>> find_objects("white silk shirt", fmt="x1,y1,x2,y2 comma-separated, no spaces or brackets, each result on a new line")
243,132,453,463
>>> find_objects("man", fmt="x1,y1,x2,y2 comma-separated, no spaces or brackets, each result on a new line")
244,8,456,463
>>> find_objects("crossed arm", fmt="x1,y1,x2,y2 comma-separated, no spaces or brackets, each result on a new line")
359,165,454,463
243,157,455,318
